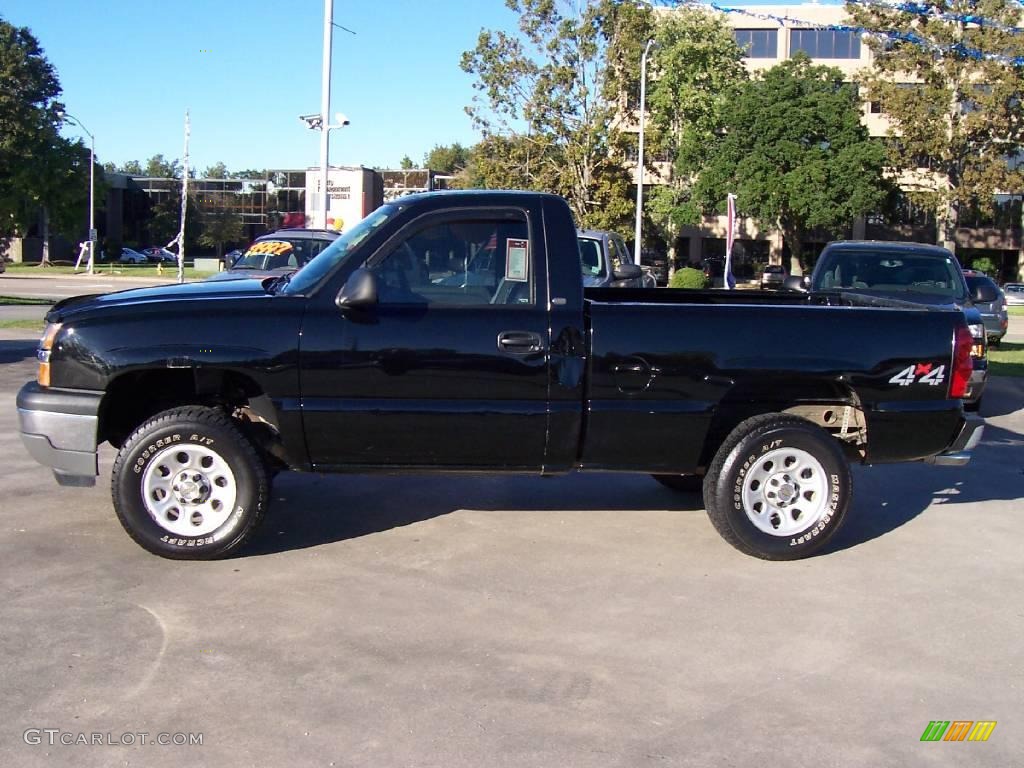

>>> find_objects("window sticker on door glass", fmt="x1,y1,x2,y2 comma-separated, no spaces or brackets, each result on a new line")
506,238,529,282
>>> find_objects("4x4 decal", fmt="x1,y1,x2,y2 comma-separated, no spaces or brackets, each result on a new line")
889,363,946,387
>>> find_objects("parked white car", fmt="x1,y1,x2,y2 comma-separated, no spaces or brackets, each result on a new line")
118,248,148,264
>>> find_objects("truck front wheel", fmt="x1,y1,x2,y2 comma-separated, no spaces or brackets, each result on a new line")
703,414,851,560
111,406,269,559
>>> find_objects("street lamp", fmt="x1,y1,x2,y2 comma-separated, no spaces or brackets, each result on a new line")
634,39,657,267
57,110,96,274
299,111,351,228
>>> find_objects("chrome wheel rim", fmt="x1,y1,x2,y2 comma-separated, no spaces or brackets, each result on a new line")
141,445,237,537
741,447,828,537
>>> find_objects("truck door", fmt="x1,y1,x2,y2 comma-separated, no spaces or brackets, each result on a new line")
299,205,552,470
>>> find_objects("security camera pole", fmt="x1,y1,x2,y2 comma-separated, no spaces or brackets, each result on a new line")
319,0,333,229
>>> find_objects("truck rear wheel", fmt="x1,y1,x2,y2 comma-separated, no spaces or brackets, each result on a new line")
111,406,269,560
703,414,851,560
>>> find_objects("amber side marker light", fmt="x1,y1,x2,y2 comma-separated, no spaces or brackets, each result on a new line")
37,322,62,387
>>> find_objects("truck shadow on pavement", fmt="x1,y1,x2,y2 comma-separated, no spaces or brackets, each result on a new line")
245,472,706,557
827,419,1023,554
973,373,1024,417
0,339,37,365
245,416,1021,558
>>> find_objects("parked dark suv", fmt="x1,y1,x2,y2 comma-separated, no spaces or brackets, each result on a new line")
208,229,341,282
800,241,989,409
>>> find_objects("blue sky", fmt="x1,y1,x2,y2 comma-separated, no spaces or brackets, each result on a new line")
4,0,832,174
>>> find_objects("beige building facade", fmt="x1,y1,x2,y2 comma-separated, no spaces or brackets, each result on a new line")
638,4,1023,281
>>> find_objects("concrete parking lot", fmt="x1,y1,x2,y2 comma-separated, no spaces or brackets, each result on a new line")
0,318,1021,767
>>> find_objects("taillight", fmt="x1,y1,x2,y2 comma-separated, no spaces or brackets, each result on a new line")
949,324,973,399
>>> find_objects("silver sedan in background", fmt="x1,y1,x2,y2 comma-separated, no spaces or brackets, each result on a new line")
1004,282,1024,306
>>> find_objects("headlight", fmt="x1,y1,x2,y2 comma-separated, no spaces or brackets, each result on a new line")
37,322,61,387
968,323,985,340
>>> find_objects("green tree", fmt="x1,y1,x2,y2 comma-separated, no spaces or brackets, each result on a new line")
234,168,267,180
694,55,890,272
203,161,229,179
103,159,142,175
423,142,471,174
0,17,101,268
198,198,244,258
149,189,199,250
643,8,747,268
399,154,415,170
460,134,545,190
847,0,1024,253
144,153,181,178
461,0,648,229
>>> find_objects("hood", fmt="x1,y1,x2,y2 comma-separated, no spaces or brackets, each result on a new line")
48,278,270,322
206,267,296,282
836,287,983,324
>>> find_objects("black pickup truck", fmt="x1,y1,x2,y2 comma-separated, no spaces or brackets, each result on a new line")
17,191,983,561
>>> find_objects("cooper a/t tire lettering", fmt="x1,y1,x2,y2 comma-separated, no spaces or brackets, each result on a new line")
111,406,268,560
703,414,852,560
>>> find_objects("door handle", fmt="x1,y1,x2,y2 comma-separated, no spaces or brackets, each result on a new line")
497,330,545,355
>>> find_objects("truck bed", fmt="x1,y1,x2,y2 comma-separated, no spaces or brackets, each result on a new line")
579,288,966,472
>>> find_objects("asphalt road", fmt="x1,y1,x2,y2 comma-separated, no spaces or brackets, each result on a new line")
0,324,1022,767
0,272,180,300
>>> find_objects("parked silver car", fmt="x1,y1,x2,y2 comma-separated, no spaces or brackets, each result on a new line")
117,248,148,264
1004,282,1024,306
964,272,1008,345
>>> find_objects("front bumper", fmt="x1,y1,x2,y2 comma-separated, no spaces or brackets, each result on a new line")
16,382,102,487
924,415,985,467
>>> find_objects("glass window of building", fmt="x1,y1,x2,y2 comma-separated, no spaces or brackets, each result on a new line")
734,29,778,58
790,29,861,59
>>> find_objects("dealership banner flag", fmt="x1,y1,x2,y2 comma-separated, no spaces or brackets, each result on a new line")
724,193,737,290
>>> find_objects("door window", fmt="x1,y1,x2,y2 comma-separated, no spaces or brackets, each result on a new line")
374,216,532,306
611,236,631,268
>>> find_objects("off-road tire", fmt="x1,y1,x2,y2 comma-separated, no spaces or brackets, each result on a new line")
703,414,851,560
111,406,269,559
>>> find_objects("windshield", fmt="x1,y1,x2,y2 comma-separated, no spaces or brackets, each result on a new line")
578,237,604,278
282,205,398,294
812,249,968,301
232,240,296,271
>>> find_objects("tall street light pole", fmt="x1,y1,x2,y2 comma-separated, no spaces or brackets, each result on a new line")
58,111,96,274
634,39,656,267
319,0,334,228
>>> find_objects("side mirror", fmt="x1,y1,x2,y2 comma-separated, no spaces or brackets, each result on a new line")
336,268,378,309
783,275,810,292
973,283,998,303
613,263,643,281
